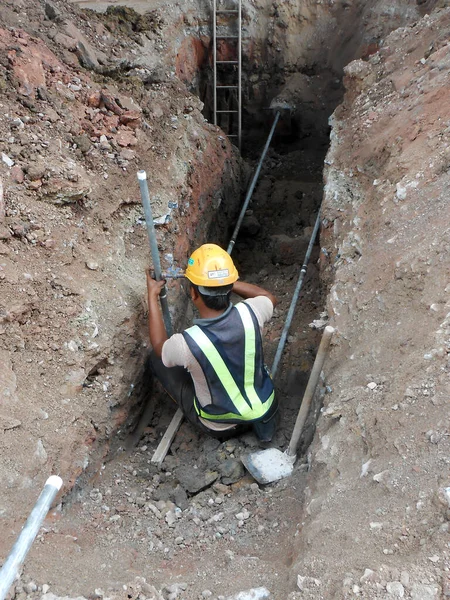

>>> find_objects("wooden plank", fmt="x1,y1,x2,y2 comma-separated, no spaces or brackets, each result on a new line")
151,408,184,466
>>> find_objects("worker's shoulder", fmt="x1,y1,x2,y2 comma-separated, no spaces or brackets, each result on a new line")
163,332,188,353
243,296,274,321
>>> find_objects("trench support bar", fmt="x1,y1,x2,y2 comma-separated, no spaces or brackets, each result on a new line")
0,476,63,600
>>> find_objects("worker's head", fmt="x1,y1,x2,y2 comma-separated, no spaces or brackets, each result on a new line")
185,244,238,311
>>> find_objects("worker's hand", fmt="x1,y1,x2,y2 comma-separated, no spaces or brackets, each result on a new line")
146,270,165,297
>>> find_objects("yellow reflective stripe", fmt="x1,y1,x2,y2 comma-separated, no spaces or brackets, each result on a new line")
235,303,264,411
186,326,254,418
194,391,275,421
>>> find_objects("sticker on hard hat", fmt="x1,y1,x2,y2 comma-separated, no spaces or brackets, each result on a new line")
188,258,195,265
208,269,229,279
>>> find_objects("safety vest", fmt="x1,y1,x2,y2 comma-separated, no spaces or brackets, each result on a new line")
182,302,275,424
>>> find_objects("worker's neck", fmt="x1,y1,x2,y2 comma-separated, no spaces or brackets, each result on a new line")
198,304,229,320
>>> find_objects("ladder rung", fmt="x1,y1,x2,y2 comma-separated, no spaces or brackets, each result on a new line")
227,134,239,137
216,9,239,13
217,85,239,89
216,60,239,64
217,110,239,113
216,35,239,39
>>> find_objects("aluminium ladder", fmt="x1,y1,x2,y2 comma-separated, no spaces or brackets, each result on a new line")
213,0,242,149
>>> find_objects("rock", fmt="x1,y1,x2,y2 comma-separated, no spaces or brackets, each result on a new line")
386,582,405,597
27,163,47,181
235,509,250,521
360,569,376,584
63,21,106,69
225,588,271,600
175,466,219,494
0,353,18,405
241,214,261,237
45,2,61,20
2,153,14,168
410,584,439,600
120,148,136,161
54,32,77,51
11,166,24,183
41,178,91,205
116,130,138,147
23,581,37,593
35,439,48,465
119,110,141,129
73,135,92,154
219,459,244,484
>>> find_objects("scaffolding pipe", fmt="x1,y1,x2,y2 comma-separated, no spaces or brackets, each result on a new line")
227,111,280,255
270,209,321,378
137,170,173,337
0,476,63,600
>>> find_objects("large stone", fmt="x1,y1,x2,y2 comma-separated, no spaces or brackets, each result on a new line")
41,177,91,204
219,459,244,484
174,466,218,494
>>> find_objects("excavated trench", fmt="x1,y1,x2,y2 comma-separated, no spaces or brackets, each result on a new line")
13,1,444,597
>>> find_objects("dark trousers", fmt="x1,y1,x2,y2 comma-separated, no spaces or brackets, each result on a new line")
148,352,278,442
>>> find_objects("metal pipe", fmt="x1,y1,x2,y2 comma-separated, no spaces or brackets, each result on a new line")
270,209,321,378
137,170,173,337
227,111,281,255
0,476,63,600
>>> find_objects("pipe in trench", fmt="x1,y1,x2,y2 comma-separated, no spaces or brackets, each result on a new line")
271,209,322,378
0,476,63,600
227,111,281,255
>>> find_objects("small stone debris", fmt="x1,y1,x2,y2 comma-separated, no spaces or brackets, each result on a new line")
225,588,271,600
86,261,99,271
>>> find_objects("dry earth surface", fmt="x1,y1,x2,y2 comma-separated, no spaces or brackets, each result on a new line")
1,0,450,599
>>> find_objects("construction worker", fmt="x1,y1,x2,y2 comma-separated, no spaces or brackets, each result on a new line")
146,243,278,441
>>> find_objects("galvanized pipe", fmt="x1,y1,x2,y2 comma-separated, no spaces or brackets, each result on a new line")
0,476,63,600
271,209,321,378
137,170,173,337
227,111,280,255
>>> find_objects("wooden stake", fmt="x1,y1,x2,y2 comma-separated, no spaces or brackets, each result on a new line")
151,408,184,466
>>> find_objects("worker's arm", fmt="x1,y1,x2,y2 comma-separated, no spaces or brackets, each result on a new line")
232,280,278,307
146,271,168,357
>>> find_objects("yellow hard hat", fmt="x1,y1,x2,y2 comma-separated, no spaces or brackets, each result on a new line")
185,244,238,291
